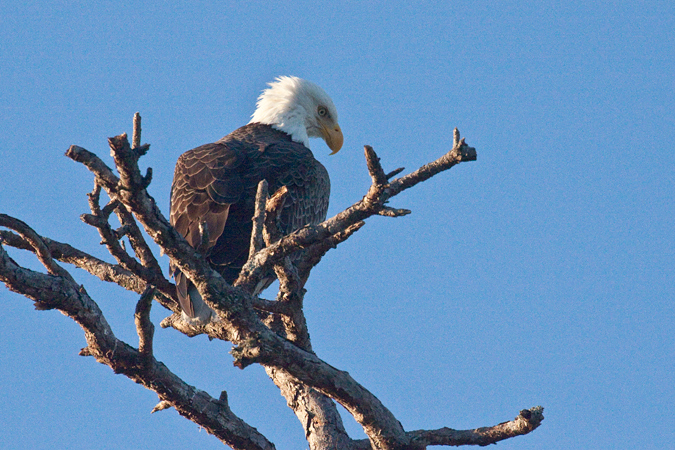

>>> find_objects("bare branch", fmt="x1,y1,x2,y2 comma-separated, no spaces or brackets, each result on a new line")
263,186,288,244
236,137,476,291
377,206,411,217
66,145,119,191
115,204,160,269
135,286,156,360
132,112,142,150
385,167,405,180
249,180,269,257
407,406,545,447
349,407,545,449
387,133,477,197
0,110,546,450
235,185,288,293
364,145,388,186
66,148,176,308
83,183,142,271
0,214,75,283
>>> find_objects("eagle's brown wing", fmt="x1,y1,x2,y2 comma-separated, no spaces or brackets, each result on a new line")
169,141,245,316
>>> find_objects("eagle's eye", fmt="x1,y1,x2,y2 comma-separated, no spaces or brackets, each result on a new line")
318,106,328,117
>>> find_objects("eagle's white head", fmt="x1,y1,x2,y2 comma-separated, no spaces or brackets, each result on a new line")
249,76,343,154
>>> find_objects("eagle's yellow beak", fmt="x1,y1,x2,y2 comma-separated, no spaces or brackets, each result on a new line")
322,123,343,155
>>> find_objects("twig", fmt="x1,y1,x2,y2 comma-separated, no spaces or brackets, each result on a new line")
132,112,142,150
68,140,176,307
364,145,388,186
411,406,545,447
135,286,156,360
66,145,119,191
385,167,405,180
151,400,173,413
82,183,153,281
250,180,268,257
235,185,287,293
263,186,288,244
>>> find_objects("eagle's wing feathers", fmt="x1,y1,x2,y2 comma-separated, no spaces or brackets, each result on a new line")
170,142,245,315
171,142,244,244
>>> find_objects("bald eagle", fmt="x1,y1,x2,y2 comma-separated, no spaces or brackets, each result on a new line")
170,77,343,323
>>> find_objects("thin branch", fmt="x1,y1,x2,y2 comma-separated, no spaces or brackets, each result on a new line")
377,206,411,217
115,205,160,270
387,130,476,197
80,183,176,303
83,182,141,271
241,183,313,350
263,186,288,244
66,145,119,191
67,146,176,307
235,185,288,293
384,167,405,180
249,180,269,258
400,406,545,448
272,260,311,350
135,286,156,360
67,141,160,273
132,112,142,150
0,214,75,283
350,407,544,449
364,145,388,186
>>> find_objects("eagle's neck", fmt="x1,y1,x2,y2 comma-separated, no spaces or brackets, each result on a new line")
249,100,310,148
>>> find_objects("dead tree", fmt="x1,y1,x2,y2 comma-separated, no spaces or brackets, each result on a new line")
0,114,543,450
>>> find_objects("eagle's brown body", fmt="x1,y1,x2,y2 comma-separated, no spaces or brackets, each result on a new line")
170,123,330,317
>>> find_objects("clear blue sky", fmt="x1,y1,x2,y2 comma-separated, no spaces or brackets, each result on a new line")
1,1,673,449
